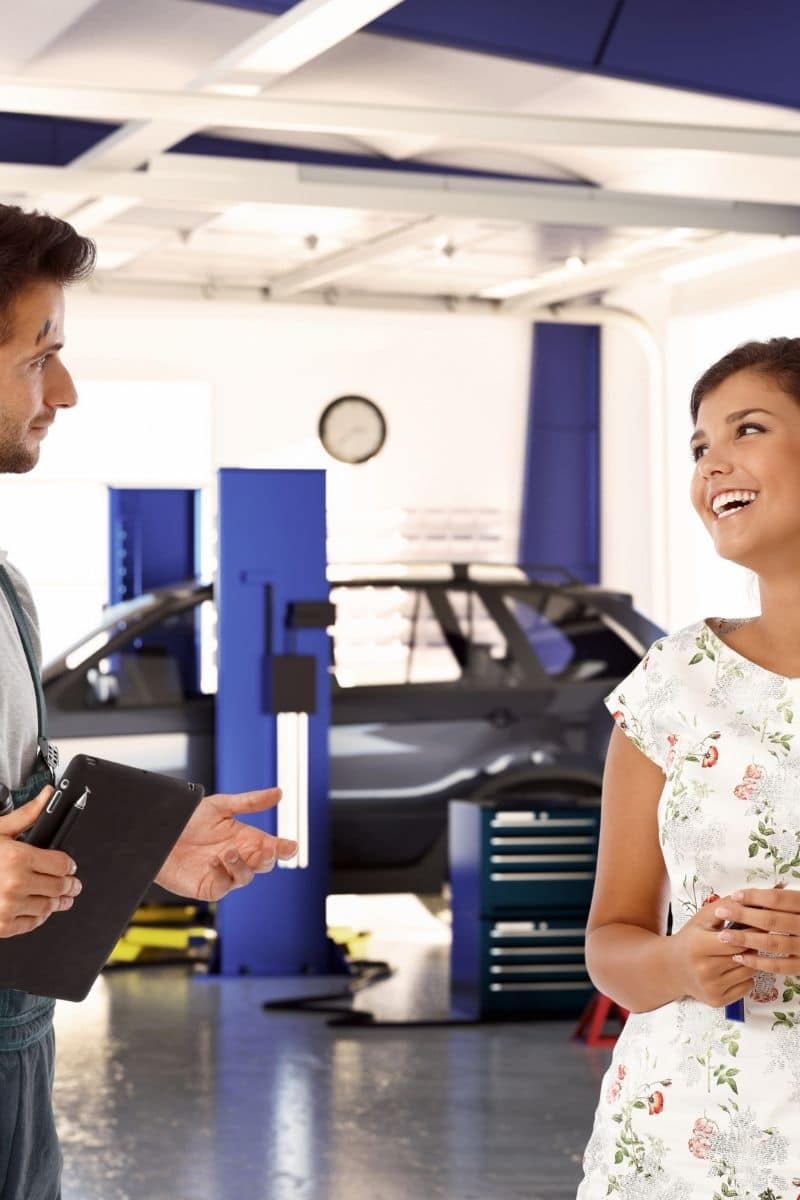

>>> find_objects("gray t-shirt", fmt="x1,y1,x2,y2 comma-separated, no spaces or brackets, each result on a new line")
0,551,40,806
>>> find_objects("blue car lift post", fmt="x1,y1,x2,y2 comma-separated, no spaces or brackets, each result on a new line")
109,487,202,694
215,468,332,976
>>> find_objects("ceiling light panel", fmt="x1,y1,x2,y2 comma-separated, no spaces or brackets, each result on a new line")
208,203,401,240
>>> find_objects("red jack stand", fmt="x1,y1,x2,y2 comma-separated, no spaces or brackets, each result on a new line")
573,992,629,1047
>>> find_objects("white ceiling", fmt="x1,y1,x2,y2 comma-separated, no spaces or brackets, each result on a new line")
3,0,800,312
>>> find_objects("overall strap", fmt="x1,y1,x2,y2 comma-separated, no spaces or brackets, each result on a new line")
0,564,57,782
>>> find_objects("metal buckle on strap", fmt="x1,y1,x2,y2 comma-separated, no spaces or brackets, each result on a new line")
38,737,59,781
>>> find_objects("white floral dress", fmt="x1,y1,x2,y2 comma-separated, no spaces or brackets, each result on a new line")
577,618,800,1200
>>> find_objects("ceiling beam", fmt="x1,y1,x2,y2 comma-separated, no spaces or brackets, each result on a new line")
2,157,800,235
64,0,406,173
268,216,452,297
3,78,800,158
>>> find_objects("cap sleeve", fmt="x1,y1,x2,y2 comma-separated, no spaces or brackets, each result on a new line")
603,639,669,771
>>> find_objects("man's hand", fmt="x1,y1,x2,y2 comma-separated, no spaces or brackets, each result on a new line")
155,788,297,901
714,888,800,973
0,788,82,938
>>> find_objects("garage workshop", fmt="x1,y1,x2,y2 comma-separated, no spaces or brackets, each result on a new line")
2,2,800,1198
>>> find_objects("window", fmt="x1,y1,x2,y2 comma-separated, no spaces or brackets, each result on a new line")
331,585,460,687
503,588,637,681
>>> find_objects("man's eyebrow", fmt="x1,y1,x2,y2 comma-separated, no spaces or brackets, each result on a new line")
35,319,52,344
689,408,775,447
28,340,63,358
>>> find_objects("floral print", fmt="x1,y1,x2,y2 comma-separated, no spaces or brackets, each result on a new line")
577,619,800,1198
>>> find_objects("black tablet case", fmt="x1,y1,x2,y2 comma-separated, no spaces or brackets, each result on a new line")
0,755,203,1001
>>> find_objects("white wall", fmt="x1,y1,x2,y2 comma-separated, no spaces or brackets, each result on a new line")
603,249,800,635
6,289,531,657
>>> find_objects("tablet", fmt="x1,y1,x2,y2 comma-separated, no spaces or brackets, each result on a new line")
0,754,203,1001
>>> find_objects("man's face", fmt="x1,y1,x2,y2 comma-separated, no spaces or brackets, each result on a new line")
0,279,77,474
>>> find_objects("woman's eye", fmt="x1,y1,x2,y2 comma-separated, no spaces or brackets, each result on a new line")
691,422,764,463
33,355,49,370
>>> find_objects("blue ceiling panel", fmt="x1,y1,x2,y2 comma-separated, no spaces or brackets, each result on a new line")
196,1,289,12
193,0,800,110
0,114,118,166
602,0,800,109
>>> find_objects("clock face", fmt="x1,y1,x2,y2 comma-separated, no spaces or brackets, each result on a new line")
318,395,387,465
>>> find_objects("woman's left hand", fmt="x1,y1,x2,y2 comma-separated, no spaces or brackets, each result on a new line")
155,788,297,902
714,887,800,972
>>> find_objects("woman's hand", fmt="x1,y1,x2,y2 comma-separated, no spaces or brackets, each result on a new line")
0,788,82,938
155,787,297,902
670,895,758,1008
712,888,800,973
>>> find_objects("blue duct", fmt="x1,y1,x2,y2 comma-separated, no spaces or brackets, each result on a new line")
519,323,600,584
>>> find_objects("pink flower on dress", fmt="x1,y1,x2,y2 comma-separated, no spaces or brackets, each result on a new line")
744,764,763,781
616,1065,626,1081
702,892,721,906
689,1116,719,1159
751,972,779,1004
734,783,756,800
648,1091,664,1115
606,1081,621,1104
702,745,719,768
612,710,627,730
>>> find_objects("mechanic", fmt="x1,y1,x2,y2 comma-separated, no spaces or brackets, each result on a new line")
0,203,297,1199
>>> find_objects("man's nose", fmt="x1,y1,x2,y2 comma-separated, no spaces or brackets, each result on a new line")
45,361,78,410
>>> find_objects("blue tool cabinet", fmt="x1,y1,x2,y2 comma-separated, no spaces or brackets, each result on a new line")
449,798,600,1018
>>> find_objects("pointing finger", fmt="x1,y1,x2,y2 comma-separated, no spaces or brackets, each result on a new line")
216,788,282,815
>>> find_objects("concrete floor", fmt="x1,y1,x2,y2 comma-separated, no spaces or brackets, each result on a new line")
53,906,608,1200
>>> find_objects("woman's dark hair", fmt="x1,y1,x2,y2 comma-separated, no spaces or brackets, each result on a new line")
690,337,800,422
0,204,95,343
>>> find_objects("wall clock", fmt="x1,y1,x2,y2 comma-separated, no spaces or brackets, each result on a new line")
318,395,387,464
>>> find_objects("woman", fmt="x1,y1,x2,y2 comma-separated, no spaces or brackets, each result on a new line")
577,337,800,1198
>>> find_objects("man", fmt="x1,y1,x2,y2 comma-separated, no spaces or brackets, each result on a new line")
0,203,297,1199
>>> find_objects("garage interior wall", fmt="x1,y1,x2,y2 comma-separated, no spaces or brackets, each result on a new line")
604,252,800,634
0,290,532,659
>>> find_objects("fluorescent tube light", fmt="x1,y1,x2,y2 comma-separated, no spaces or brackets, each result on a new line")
237,0,404,75
208,82,263,98
277,711,309,870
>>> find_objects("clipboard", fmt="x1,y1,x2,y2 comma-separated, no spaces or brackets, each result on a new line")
0,754,203,1001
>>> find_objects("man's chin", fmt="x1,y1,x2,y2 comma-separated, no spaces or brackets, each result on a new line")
0,445,40,474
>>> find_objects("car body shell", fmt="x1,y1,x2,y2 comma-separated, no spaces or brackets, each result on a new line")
42,567,663,893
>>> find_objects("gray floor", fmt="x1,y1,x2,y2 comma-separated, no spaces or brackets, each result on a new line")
53,935,609,1200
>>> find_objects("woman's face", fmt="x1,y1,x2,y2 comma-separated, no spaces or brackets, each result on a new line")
689,367,800,573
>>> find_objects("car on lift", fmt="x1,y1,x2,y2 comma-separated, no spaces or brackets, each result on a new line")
42,564,663,894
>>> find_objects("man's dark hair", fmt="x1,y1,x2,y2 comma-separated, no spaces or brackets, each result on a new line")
0,204,95,343
690,337,800,422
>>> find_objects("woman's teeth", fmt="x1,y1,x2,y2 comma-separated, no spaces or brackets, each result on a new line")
712,490,759,520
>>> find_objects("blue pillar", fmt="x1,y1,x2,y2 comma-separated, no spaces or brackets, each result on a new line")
108,487,201,694
215,468,331,976
519,323,600,583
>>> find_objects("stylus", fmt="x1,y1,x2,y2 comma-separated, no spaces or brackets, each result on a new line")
50,787,89,851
